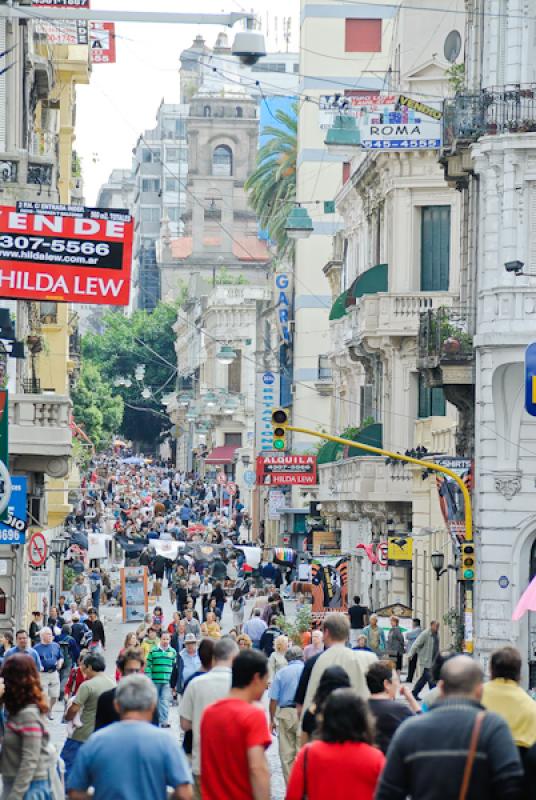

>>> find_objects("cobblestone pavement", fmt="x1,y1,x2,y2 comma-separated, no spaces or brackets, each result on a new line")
47,583,289,800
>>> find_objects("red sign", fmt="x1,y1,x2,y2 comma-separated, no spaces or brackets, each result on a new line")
28,532,48,568
90,22,116,64
216,472,227,486
256,454,317,486
32,1,90,7
227,482,237,496
0,204,133,306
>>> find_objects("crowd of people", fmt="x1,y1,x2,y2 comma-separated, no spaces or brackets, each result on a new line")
0,455,535,799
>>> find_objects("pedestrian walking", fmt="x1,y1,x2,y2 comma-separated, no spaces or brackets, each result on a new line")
34,627,63,720
0,654,56,800
200,649,271,800
95,647,159,730
303,630,324,661
67,675,193,800
176,634,201,695
386,616,405,673
5,629,42,671
260,621,283,658
409,620,440,699
301,666,351,744
62,651,114,779
88,567,102,611
286,689,385,800
268,635,289,681
145,630,176,727
362,614,386,656
29,610,44,646
141,626,160,661
243,608,267,649
86,608,105,651
404,617,421,683
375,655,524,800
231,587,246,632
366,661,419,753
180,637,239,800
348,596,369,647
269,646,304,783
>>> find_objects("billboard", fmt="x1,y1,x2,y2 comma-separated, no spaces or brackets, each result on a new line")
435,458,473,541
32,1,90,45
257,454,317,486
32,1,90,7
90,22,116,64
0,203,133,306
319,94,442,150
0,477,28,545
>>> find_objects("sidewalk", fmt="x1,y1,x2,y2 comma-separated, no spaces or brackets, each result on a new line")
47,585,287,799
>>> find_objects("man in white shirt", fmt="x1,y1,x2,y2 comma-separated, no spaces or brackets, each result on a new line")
180,637,239,800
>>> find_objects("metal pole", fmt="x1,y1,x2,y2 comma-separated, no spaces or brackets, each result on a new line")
1,7,252,26
54,557,61,607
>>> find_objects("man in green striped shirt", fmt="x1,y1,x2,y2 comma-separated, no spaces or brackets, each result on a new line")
145,631,177,727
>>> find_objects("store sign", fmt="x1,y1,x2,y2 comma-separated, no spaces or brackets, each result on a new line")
0,477,27,545
319,94,442,150
255,370,280,454
268,489,287,520
435,457,473,541
275,272,292,343
0,204,133,306
90,22,116,64
32,1,90,6
525,342,536,416
387,535,413,567
257,454,317,486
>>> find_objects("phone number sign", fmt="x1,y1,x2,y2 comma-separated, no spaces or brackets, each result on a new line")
0,476,27,545
0,204,133,306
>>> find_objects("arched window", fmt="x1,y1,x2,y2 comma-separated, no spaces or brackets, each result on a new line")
236,106,243,118
212,145,233,177
203,105,211,118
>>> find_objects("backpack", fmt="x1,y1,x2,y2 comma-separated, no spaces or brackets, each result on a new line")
231,598,242,612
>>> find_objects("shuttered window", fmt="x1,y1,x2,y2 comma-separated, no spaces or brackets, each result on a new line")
418,374,446,418
420,206,451,291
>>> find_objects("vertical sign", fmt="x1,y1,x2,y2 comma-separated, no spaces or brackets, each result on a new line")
0,477,27,544
121,565,148,623
90,22,116,63
255,370,280,454
0,390,8,523
525,343,536,416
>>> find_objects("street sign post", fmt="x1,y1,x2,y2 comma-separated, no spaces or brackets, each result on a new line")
29,571,50,593
28,532,48,568
216,472,227,486
227,482,237,496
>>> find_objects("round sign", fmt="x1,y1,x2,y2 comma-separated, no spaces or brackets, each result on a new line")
263,372,275,385
243,470,256,487
216,472,227,486
377,542,388,568
498,575,509,589
28,532,47,568
227,482,238,496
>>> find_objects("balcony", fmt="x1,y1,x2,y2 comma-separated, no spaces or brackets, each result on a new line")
0,152,59,203
418,306,474,383
349,292,457,345
9,394,72,478
317,456,412,508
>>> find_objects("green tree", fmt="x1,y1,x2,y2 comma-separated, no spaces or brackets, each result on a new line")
71,361,124,451
245,102,297,259
82,302,180,446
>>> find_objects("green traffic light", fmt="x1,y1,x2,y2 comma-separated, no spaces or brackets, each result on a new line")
463,569,474,580
273,439,285,450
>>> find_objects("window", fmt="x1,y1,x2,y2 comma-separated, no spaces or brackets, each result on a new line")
40,301,57,324
212,145,233,177
318,355,332,380
165,177,180,192
420,206,451,291
141,148,160,163
166,148,179,162
141,207,160,223
228,350,241,393
293,63,299,73
236,107,243,118
166,206,181,222
252,62,286,72
345,19,382,52
418,374,446,418
141,178,160,193
204,106,211,118
224,432,242,447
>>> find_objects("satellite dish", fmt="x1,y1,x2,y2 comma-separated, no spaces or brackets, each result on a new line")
444,30,462,64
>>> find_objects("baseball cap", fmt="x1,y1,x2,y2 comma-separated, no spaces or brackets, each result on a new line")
184,633,198,643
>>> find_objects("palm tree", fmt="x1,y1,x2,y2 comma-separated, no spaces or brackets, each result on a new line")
245,101,297,259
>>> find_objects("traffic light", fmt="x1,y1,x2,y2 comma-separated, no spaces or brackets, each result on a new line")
461,543,475,581
271,408,289,451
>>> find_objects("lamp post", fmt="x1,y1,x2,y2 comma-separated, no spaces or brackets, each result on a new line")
50,537,67,606
431,550,446,581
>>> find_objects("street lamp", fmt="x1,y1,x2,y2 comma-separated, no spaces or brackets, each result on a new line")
50,537,67,606
241,453,251,466
285,206,313,240
216,345,237,365
204,392,218,407
324,114,362,157
141,387,152,400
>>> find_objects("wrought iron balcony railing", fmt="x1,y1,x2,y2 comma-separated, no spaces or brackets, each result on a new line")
443,85,536,150
418,307,474,368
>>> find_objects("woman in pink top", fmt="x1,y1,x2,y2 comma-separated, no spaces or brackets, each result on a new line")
303,629,324,661
286,689,385,800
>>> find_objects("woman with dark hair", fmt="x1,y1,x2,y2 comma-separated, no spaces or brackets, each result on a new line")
286,689,385,800
301,665,351,744
0,653,54,799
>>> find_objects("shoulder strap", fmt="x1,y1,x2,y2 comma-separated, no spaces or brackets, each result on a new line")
459,711,486,800
302,743,310,800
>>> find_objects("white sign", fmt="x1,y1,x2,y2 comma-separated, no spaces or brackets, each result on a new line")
275,272,292,344
255,370,280,454
29,572,50,592
0,559,9,576
374,569,392,581
268,489,287,520
319,94,442,150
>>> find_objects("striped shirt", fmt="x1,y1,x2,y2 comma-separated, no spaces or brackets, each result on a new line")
145,646,176,685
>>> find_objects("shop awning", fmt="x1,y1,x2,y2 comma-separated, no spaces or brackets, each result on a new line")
329,290,349,321
346,263,388,307
204,445,238,465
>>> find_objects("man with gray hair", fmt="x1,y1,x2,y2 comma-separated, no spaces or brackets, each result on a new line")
67,675,193,800
180,636,239,800
376,655,524,800
269,646,304,782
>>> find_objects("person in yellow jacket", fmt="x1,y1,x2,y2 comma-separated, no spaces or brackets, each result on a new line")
482,646,536,749
140,627,160,661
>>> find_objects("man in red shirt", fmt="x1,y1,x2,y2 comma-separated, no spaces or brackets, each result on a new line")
200,649,271,800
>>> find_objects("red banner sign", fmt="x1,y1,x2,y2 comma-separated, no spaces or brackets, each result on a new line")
32,1,90,7
256,454,318,486
0,204,133,306
90,22,116,64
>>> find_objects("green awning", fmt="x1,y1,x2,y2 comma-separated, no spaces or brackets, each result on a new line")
317,439,343,465
347,423,383,457
329,290,349,321
346,263,388,307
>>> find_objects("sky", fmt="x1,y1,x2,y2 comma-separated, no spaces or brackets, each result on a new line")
75,0,300,204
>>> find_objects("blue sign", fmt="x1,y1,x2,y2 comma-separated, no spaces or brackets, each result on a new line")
0,476,28,544
243,470,256,487
498,575,509,589
526,343,536,416
263,372,275,386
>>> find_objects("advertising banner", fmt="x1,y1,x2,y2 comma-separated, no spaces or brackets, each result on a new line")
32,1,90,6
319,94,442,150
90,22,116,64
0,477,28,545
121,565,148,623
0,204,133,306
435,457,473,541
387,535,413,567
32,2,90,45
255,370,280,454
257,454,318,486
